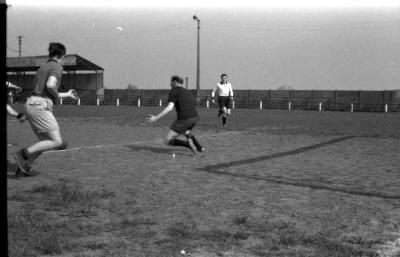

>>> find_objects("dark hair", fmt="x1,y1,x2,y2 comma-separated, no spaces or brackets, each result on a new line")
220,73,228,84
171,75,184,84
48,42,66,58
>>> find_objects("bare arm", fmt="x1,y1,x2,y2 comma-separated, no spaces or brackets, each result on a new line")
6,81,22,91
211,86,217,98
146,102,175,123
211,85,219,103
6,104,19,117
7,104,25,122
46,76,78,99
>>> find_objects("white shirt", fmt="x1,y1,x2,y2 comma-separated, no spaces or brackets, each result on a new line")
212,82,233,98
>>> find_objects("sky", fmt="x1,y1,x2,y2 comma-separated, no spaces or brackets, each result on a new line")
5,0,400,91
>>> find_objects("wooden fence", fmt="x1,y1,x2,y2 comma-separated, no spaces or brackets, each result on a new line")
14,89,400,112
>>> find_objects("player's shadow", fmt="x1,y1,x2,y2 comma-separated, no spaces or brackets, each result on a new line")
7,160,21,179
125,145,192,156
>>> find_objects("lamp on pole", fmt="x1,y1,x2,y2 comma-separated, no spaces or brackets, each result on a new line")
193,15,200,104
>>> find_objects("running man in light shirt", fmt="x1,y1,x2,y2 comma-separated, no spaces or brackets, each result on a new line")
12,42,78,176
211,73,234,127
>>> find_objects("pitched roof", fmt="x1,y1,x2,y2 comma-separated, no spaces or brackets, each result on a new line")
6,54,103,72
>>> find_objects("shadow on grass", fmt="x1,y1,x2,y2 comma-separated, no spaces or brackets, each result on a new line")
125,145,192,156
7,161,20,179
197,136,400,200
203,136,355,170
6,160,41,179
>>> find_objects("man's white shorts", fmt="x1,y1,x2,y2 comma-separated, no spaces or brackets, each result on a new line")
25,96,59,133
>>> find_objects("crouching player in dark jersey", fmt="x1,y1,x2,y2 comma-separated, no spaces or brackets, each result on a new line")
147,75,205,154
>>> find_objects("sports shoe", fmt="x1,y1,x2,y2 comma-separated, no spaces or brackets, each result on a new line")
198,147,205,152
13,150,29,174
15,167,35,177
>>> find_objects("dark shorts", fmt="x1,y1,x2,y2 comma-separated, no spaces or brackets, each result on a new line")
218,96,231,109
170,116,199,134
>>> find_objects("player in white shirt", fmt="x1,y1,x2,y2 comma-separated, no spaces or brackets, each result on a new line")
211,74,233,127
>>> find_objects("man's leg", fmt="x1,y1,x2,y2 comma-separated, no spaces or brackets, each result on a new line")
221,107,228,126
14,129,64,174
164,130,188,147
185,130,204,152
164,129,198,154
218,108,223,117
25,129,63,156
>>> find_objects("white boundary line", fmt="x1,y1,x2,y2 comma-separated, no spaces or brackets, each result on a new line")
7,116,125,122
44,139,163,153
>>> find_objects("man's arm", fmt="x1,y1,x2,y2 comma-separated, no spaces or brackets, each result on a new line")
229,84,234,99
46,76,78,99
147,102,175,123
46,76,60,99
6,81,22,92
211,85,218,103
6,104,25,122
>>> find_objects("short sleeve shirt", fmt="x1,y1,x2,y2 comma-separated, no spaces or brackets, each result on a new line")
32,59,63,101
216,82,233,97
167,86,198,120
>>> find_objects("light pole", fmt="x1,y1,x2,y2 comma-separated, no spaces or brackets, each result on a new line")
17,35,24,57
193,15,200,104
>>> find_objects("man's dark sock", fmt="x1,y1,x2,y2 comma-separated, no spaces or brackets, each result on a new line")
188,135,203,150
21,148,30,160
222,117,227,126
55,142,68,150
171,139,189,148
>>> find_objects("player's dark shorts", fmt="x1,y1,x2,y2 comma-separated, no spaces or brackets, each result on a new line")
218,96,231,109
170,116,199,134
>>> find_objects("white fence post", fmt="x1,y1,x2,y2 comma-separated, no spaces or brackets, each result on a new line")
319,102,322,111
260,101,263,109
138,98,141,107
159,99,162,107
97,98,100,106
60,98,63,105
288,101,291,110
206,100,209,108
385,104,388,113
351,103,354,112
77,98,81,105
117,98,119,106
232,100,235,109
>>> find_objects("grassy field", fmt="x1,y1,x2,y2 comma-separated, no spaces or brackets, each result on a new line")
6,104,400,257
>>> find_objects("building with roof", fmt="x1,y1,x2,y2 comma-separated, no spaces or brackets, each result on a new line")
6,54,104,93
